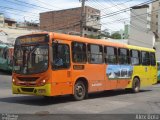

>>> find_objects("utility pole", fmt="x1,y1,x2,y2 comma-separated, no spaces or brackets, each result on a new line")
80,0,86,37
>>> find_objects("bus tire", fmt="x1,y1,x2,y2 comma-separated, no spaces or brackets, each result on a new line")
74,81,87,101
132,77,140,93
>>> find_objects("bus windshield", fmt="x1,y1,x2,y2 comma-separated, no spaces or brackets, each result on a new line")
13,44,48,74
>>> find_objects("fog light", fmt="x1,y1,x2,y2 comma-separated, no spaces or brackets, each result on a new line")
38,89,46,94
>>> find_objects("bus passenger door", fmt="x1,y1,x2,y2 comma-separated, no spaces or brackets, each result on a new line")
141,51,150,86
51,41,72,96
150,53,157,84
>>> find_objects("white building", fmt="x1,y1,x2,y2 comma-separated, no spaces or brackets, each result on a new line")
128,4,160,61
129,5,155,48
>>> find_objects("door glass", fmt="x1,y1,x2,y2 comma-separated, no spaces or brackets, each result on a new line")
52,43,70,70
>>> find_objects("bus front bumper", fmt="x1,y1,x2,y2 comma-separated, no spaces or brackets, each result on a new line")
12,83,51,96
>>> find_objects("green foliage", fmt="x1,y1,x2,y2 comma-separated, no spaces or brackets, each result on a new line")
87,34,101,39
101,31,110,37
111,33,121,39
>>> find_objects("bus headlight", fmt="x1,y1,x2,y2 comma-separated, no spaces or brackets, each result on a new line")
42,79,46,83
40,79,46,86
12,78,15,83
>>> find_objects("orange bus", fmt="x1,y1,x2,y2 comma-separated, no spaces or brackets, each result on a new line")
12,32,157,100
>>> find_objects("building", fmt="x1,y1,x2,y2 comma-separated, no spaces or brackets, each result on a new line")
0,13,41,44
0,13,16,28
151,0,160,41
151,0,160,61
16,22,39,30
129,4,160,61
129,5,155,48
110,24,129,39
40,6,101,36
124,24,129,39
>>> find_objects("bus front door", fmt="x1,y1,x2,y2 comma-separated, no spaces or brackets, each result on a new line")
51,41,72,96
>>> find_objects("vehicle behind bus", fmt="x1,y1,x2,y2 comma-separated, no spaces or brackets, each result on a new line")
12,33,157,101
157,61,160,82
0,44,14,72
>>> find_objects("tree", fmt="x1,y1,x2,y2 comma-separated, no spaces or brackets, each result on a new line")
87,34,101,39
101,29,110,38
111,32,121,39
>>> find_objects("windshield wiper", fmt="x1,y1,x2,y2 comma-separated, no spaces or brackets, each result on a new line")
26,44,39,74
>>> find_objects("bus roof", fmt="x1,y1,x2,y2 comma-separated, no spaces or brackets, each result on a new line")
127,45,155,52
15,32,155,52
53,32,155,52
53,32,125,48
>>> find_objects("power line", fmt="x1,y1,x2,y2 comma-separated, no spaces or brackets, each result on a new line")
86,0,156,23
34,0,61,9
0,5,39,15
13,0,53,10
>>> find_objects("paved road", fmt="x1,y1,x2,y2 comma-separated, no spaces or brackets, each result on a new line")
0,71,160,114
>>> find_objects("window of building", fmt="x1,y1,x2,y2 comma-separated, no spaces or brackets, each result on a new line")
97,17,100,21
52,43,70,69
118,48,129,64
141,51,150,66
72,42,87,63
104,46,117,64
93,29,98,32
150,52,156,66
130,50,140,65
88,28,91,31
88,44,103,64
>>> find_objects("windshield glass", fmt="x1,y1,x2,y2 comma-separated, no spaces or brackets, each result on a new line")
13,44,49,74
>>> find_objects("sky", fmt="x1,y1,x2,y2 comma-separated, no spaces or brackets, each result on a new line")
0,0,148,32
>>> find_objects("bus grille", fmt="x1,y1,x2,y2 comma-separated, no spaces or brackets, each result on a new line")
21,88,34,92
17,77,39,81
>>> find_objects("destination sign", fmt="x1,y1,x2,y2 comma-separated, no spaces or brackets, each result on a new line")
20,36,45,44
15,34,49,45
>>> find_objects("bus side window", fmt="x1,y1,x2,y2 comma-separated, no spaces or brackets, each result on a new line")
71,42,87,63
130,50,140,65
104,46,117,64
2,48,8,59
52,43,70,70
0,48,2,57
118,48,129,64
141,51,150,66
150,52,156,66
88,44,103,64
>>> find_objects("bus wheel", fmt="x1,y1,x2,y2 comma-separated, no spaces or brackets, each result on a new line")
132,77,140,93
74,81,86,101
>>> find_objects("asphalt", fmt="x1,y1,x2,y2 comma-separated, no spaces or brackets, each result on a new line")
0,70,160,119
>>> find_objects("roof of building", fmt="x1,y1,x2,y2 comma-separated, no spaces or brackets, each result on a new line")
4,18,16,23
131,4,149,9
40,6,100,14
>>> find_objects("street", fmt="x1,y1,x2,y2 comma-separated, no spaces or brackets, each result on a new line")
0,71,160,114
